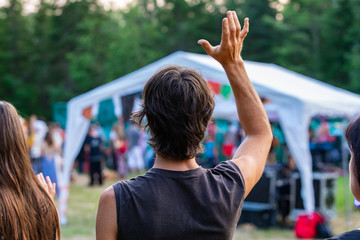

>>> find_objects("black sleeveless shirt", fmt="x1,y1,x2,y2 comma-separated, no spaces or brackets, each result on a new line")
113,160,245,240
326,230,360,240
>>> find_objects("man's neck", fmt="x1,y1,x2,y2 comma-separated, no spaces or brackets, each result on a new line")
153,155,200,171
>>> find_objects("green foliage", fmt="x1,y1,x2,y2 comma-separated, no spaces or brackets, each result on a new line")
347,44,360,92
0,0,34,114
226,0,279,62
276,0,360,92
274,0,326,77
0,0,360,118
319,0,355,87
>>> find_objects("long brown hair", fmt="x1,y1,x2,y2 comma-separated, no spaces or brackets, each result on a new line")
0,101,60,240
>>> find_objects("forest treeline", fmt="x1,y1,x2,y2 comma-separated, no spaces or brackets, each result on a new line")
0,0,359,118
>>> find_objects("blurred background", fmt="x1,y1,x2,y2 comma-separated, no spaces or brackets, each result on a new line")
1,0,359,119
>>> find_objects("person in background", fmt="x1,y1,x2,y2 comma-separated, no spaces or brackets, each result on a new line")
27,114,36,147
96,11,272,240
235,123,245,147
326,116,360,239
110,125,119,171
111,122,128,179
85,124,104,186
0,101,60,239
116,135,128,179
41,129,61,195
222,121,237,160
52,123,65,174
76,131,89,174
52,123,64,150
315,117,336,169
125,122,144,173
203,134,218,168
267,124,279,165
29,116,48,174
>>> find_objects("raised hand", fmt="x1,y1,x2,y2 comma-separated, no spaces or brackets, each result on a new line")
198,11,249,66
37,173,56,200
200,10,272,198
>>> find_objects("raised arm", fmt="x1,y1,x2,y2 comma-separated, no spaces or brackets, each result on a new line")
199,11,272,197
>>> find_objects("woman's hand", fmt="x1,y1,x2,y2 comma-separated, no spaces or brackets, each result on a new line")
37,173,56,200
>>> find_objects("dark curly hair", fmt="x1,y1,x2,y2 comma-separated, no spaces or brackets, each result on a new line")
132,65,215,161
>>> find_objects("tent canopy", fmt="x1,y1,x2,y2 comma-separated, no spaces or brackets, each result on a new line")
60,51,360,224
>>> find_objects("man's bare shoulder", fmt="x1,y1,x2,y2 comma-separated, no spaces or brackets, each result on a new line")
99,186,116,204
96,186,117,240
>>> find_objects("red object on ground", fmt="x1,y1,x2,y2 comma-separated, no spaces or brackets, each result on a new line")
294,212,324,239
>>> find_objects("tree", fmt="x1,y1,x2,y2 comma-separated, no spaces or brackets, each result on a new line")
319,0,355,87
46,0,117,107
274,0,328,78
275,0,360,92
0,0,34,115
226,0,279,62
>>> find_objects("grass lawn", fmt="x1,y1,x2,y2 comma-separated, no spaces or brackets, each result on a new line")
60,172,360,240
60,174,107,239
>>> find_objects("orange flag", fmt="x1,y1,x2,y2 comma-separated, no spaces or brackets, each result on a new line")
82,106,92,120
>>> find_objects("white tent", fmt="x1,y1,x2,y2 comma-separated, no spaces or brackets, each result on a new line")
60,51,360,224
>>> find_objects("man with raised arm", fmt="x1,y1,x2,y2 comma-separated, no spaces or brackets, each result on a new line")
96,11,272,240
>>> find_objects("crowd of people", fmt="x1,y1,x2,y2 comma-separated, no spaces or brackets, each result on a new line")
76,120,152,186
22,111,344,192
310,117,349,171
21,115,65,194
21,114,151,188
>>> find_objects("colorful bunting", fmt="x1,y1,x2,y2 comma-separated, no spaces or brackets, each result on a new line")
208,80,232,99
98,98,117,126
208,81,220,94
98,98,117,139
221,85,232,99
82,106,92,120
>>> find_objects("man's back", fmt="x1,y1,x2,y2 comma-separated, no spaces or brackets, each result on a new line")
113,161,245,240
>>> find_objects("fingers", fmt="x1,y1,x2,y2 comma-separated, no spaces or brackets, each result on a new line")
46,176,56,199
240,17,249,39
198,39,214,56
221,17,230,45
233,11,241,39
227,11,236,42
37,173,56,199
37,173,46,186
46,176,52,188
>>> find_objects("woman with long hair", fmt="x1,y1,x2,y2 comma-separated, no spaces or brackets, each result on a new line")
0,101,60,240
